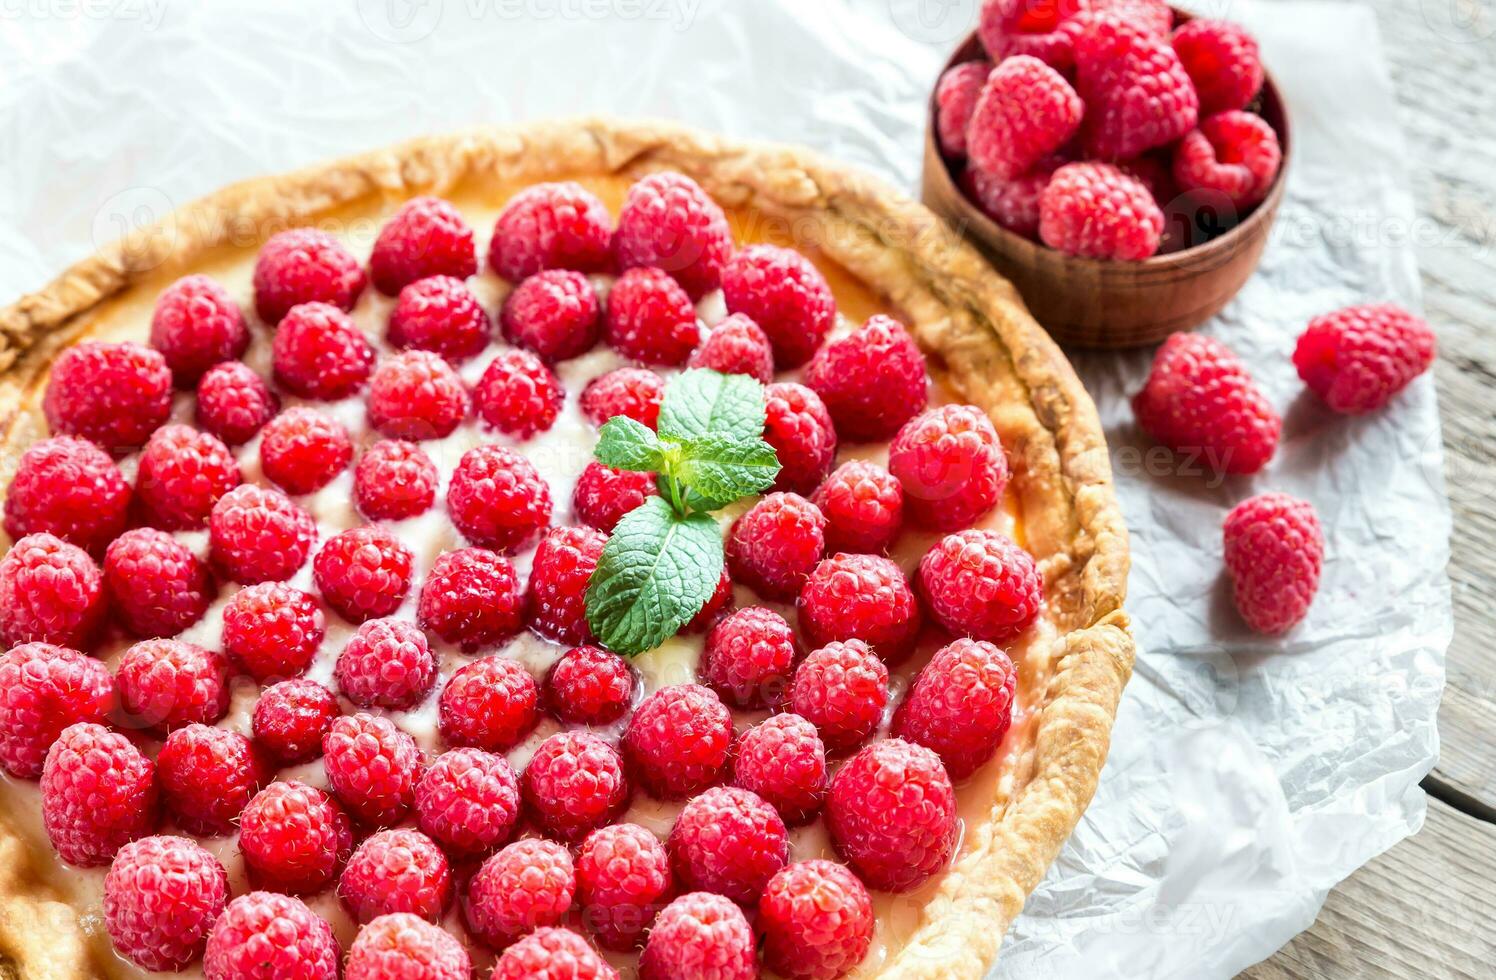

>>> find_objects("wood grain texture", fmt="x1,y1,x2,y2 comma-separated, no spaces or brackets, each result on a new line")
1247,0,1496,975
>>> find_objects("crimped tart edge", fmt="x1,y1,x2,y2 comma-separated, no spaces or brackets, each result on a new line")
0,117,1133,980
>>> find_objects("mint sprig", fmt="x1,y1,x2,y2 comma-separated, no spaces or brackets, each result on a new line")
584,369,780,655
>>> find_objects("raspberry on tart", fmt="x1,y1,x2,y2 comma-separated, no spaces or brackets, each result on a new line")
622,684,734,801
575,822,673,951
347,913,472,980
156,724,269,836
366,349,471,440
196,361,279,447
502,268,603,363
272,301,375,400
369,196,478,295
340,829,453,924
150,274,250,385
464,837,576,949
489,180,614,281
251,679,340,765
726,492,826,601
492,927,618,980
204,892,340,980
521,730,630,843
335,617,438,710
701,606,797,709
322,713,423,827
721,244,836,369
640,892,758,980
239,780,352,894
544,645,636,725
253,228,366,325
762,382,838,494
3,435,132,553
415,748,520,858
41,341,172,451
388,274,493,363
446,444,554,553
354,439,439,520
614,171,733,300
438,655,540,752
104,530,215,639
475,347,564,437
0,533,105,650
417,546,524,650
668,786,789,905
105,835,229,972
0,643,114,779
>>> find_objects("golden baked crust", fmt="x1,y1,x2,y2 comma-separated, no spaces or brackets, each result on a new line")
0,117,1132,979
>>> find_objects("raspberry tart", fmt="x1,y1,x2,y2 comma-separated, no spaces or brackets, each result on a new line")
0,120,1132,979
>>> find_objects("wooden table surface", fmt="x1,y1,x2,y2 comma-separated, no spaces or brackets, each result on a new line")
1242,2,1496,975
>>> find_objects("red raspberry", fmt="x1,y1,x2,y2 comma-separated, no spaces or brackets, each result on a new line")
688,313,775,382
1173,110,1281,209
369,196,477,295
525,525,604,644
41,722,158,866
116,638,230,734
917,530,1042,644
42,341,172,451
977,0,1088,70
640,892,757,980
209,484,317,583
1172,17,1264,115
259,407,354,495
684,566,734,633
149,274,250,384
157,724,268,836
893,637,1017,779
615,172,733,301
758,860,874,980
798,553,921,663
573,460,658,533
762,382,837,494
475,348,563,437
336,617,438,710
104,529,214,639
935,60,991,158
789,640,888,754
0,534,104,649
826,738,958,892
388,274,493,363
501,268,602,363
1133,332,1282,474
135,424,242,530
721,244,835,369
195,361,279,447
575,823,673,950
726,492,825,601
701,606,796,709
489,181,614,282
438,655,540,751
3,436,131,554
204,892,339,980
669,786,788,905
253,228,366,324
606,266,701,366
465,837,576,948
209,595,311,709
346,913,470,980
239,780,352,894
1223,492,1324,635
415,748,520,857
104,835,228,971
272,302,375,399
447,444,553,553
622,684,733,800
0,642,113,778
523,730,630,843
804,314,928,442
251,679,340,765
355,440,439,520
581,366,665,428
492,928,618,980
1075,12,1200,160
811,461,904,555
888,404,1008,530
1038,161,1165,259
968,55,1084,182
367,349,471,440
545,645,635,725
340,829,452,924
323,713,423,827
418,547,523,650
1294,303,1436,414
732,713,828,826
1093,0,1173,35
313,525,414,623
965,164,1056,238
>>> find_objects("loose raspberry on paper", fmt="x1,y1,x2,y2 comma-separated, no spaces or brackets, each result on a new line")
798,553,921,663
1223,492,1324,635
418,547,524,651
415,748,520,858
259,407,354,495
790,640,889,754
104,835,228,972
758,860,874,980
888,403,1009,530
576,822,673,951
251,679,340,765
804,314,928,442
3,436,131,554
366,349,471,441
104,529,214,639
967,55,1084,182
465,838,576,949
253,228,366,325
474,348,564,437
0,534,105,650
726,492,826,601
388,274,493,363
41,722,158,867
354,439,439,520
0,642,114,779
195,361,279,447
489,181,614,282
721,244,836,369
42,341,172,451
917,529,1043,645
732,713,829,827
615,171,734,301
369,196,478,296
501,268,603,363
209,484,318,584
826,738,958,892
1132,331,1282,475
438,655,540,752
238,780,352,894
149,274,250,385
522,730,630,843
312,525,414,623
203,893,340,980
134,424,242,530
1294,303,1437,414
639,892,757,980
622,684,734,800
272,301,375,400
447,444,554,553
339,829,453,924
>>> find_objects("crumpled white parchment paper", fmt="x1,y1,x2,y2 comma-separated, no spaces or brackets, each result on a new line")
0,1,1451,977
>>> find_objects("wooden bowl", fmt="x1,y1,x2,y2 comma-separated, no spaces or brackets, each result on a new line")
921,32,1291,349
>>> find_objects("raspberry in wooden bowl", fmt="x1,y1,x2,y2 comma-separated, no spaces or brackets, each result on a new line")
922,2,1291,348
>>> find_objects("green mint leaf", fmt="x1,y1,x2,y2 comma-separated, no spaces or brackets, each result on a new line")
657,369,766,443
594,417,665,472
675,436,781,506
584,496,724,655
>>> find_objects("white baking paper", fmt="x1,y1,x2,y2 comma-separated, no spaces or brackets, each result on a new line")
0,1,1451,977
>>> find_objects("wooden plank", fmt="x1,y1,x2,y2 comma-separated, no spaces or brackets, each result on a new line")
1355,0,1496,811
1242,795,1496,979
